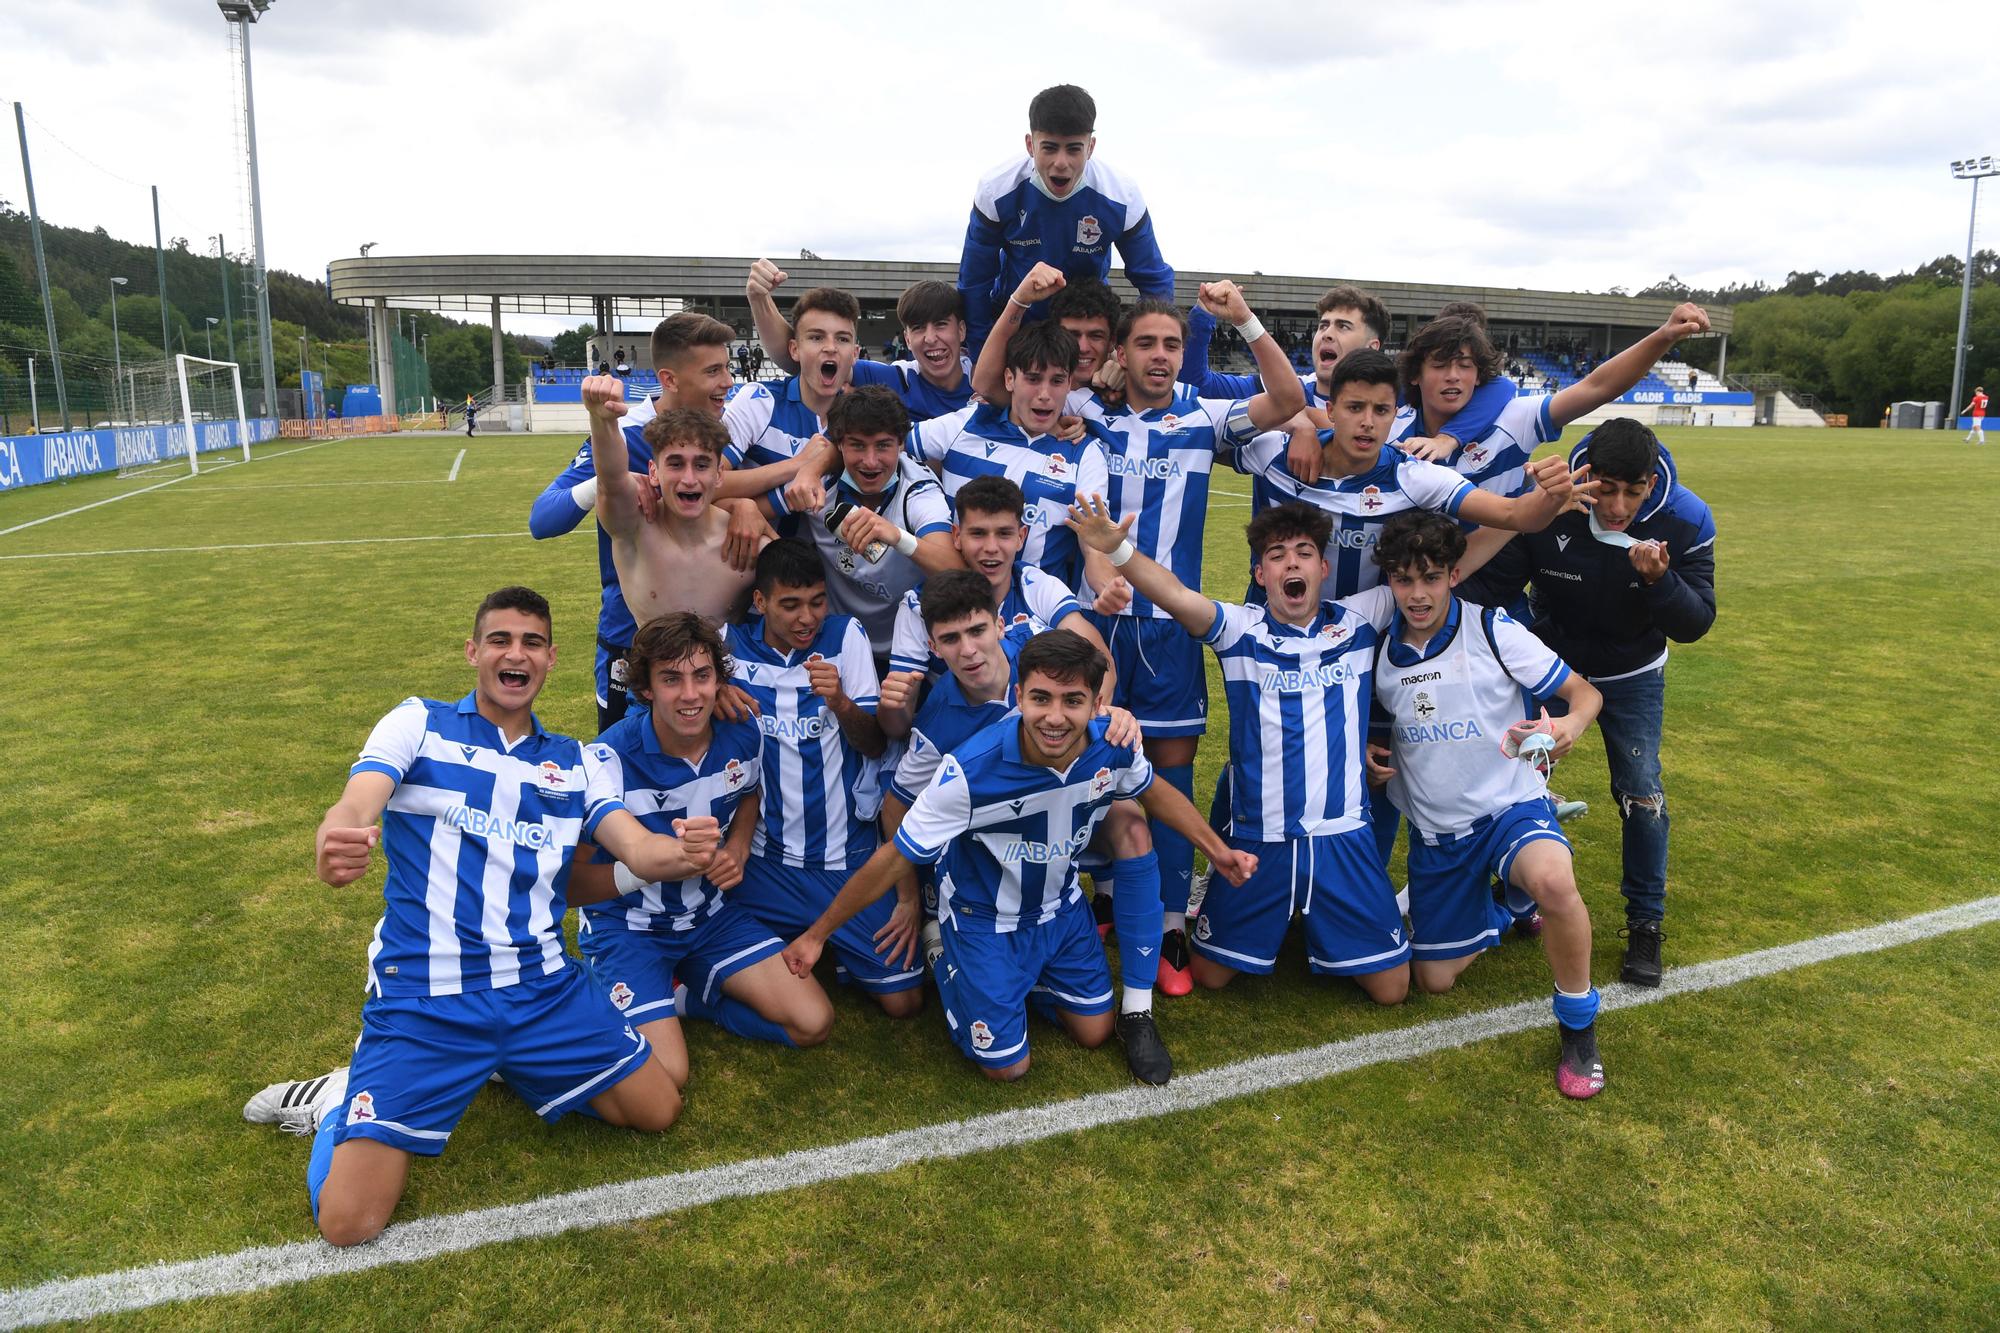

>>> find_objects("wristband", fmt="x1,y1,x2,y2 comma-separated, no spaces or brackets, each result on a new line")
1008,295,1032,311
1108,538,1136,567
894,529,920,558
1234,315,1267,344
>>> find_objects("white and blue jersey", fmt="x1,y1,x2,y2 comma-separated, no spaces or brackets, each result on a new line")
721,375,823,468
888,564,1084,678
1089,389,1258,619
350,694,627,997
1394,392,1559,502
889,656,1020,804
907,403,1109,590
957,156,1172,351
1226,436,1474,599
895,715,1153,934
726,615,882,871
1375,598,1571,839
851,355,976,421
1200,587,1398,841
582,712,763,932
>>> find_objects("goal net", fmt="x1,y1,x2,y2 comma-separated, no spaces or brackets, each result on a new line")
116,355,252,477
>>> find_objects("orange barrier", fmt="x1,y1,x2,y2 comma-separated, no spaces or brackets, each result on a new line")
278,413,434,439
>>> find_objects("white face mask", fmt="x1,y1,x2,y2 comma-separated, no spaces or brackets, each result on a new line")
1588,510,1639,548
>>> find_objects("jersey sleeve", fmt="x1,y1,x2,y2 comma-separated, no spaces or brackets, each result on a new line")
957,200,1007,354
1022,568,1084,626
848,359,897,389
1334,585,1398,632
1489,608,1570,701
1438,375,1517,444
721,382,775,458
352,698,428,782
1112,745,1156,799
1396,457,1476,516
1223,429,1285,478
1199,396,1262,451
888,591,931,675
579,742,632,836
1177,303,1262,398
838,619,881,708
907,409,966,467
890,725,945,804
1112,201,1173,299
1200,600,1255,649
529,444,599,539
892,754,974,865
902,474,955,537
1075,438,1109,500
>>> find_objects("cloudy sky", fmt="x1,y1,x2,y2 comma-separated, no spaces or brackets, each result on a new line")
4,0,1994,334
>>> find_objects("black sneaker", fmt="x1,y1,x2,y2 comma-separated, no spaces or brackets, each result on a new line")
1619,921,1664,987
1116,1009,1173,1085
1091,890,1114,940
1556,1022,1605,1099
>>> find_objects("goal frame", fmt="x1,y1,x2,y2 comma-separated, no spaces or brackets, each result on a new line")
173,354,251,476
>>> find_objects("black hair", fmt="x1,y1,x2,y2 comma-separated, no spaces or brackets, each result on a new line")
896,280,963,331
953,474,1026,522
474,586,551,638
920,569,1000,630
1398,315,1503,399
1583,418,1661,485
1028,84,1096,136
1244,501,1332,556
1016,628,1107,694
1047,277,1122,331
788,286,860,329
1115,298,1187,346
1316,285,1390,344
1004,321,1079,375
1373,510,1466,576
826,385,910,442
1327,347,1400,397
754,539,826,596
626,612,731,700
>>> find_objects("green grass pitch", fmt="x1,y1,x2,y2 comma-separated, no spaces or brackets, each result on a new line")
0,427,1996,1328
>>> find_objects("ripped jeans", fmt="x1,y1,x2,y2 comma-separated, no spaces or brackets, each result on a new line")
1550,666,1670,924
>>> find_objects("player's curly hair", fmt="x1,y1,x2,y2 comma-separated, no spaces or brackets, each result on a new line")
1398,315,1503,399
1244,501,1333,557
625,612,732,702
1048,277,1122,332
1316,285,1390,344
641,406,729,460
1016,628,1107,694
1114,298,1186,346
1373,509,1467,577
826,385,910,443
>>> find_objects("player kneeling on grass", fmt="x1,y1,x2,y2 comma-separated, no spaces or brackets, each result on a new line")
784,630,1253,1083
244,587,720,1247
570,613,834,1083
1365,511,1607,1097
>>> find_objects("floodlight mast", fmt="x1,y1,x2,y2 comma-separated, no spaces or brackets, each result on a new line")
1948,155,1997,431
219,0,279,420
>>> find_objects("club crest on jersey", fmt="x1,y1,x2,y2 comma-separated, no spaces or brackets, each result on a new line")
610,657,630,685
1077,215,1102,247
1319,621,1349,642
723,758,748,788
1088,767,1114,800
608,982,635,1010
836,549,858,574
537,760,571,788
1194,915,1212,942
1011,612,1033,626
347,1091,376,1123
970,1019,995,1050
1464,444,1489,466
1414,691,1437,721
1360,485,1384,511
1045,455,1067,478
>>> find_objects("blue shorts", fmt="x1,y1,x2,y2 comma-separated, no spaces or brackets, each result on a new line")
936,896,1113,1068
1094,612,1208,736
1407,798,1570,960
733,855,924,993
577,902,785,1023
328,966,652,1156
1192,826,1409,976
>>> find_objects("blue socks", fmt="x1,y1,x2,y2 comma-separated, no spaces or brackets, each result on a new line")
1151,765,1196,914
1112,850,1163,1007
1552,985,1601,1031
680,983,797,1048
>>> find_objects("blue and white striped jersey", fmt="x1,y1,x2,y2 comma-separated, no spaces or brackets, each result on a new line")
851,356,976,421
1087,388,1258,618
1375,599,1571,839
726,615,882,870
1200,587,1397,841
907,403,1109,590
1393,392,1559,501
1225,438,1475,599
721,376,824,468
350,694,626,997
581,711,763,933
895,715,1153,933
888,564,1084,678
888,654,1019,804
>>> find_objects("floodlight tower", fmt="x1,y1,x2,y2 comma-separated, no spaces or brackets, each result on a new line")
1949,155,1997,430
219,0,279,419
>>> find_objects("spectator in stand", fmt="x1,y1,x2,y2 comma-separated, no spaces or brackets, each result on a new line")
1688,369,1698,392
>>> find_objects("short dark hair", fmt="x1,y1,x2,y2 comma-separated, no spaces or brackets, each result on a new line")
920,569,999,630
1115,298,1187,346
953,474,1026,522
789,287,860,331
1583,418,1661,485
1016,628,1107,694
641,406,729,460
1244,502,1332,557
1399,315,1503,399
1316,285,1390,344
754,539,825,595
473,586,551,638
1327,347,1400,398
1005,321,1078,376
1435,300,1488,330
626,612,731,700
1374,509,1467,576
1028,84,1095,136
896,280,963,331
650,312,734,371
826,385,909,442
1048,278,1122,331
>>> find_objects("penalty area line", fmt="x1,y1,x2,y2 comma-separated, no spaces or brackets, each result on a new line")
4,894,1997,1328
448,449,466,482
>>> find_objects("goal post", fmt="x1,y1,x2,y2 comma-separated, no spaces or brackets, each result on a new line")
174,354,251,475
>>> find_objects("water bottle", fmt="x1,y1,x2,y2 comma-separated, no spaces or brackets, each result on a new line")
824,497,889,563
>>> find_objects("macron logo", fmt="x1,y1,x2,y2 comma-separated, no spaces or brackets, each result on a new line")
1556,534,1571,552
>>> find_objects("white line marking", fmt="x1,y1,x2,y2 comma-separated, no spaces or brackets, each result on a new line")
0,440,336,538
4,894,1995,1329
1210,486,1253,499
0,532,531,562
448,449,466,482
